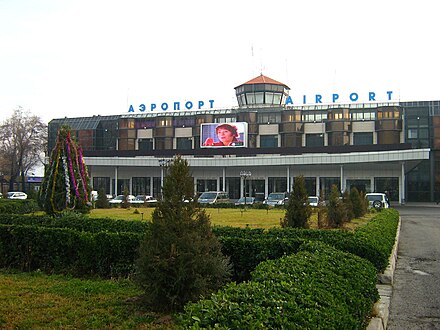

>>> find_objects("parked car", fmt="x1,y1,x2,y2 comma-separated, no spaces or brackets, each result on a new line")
365,193,390,209
308,196,319,207
7,191,28,200
235,197,255,206
198,191,230,204
263,192,288,206
132,195,158,204
109,194,136,204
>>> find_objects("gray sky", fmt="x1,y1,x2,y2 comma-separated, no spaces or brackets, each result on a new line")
1,0,439,123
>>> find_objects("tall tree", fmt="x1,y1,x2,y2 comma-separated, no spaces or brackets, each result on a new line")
39,126,92,215
135,155,231,312
0,107,47,191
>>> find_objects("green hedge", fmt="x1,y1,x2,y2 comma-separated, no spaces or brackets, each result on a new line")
216,209,399,274
0,224,142,278
0,214,150,234
0,199,40,214
0,209,398,280
178,242,379,329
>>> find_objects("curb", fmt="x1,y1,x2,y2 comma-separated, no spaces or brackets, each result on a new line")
366,217,401,330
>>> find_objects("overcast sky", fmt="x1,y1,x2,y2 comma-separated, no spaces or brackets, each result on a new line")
1,0,439,124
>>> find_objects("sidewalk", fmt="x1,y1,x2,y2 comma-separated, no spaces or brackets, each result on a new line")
395,202,440,208
367,217,401,330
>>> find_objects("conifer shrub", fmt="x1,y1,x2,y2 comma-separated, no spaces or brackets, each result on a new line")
134,155,231,312
327,184,346,227
350,187,367,218
281,175,311,228
95,188,109,209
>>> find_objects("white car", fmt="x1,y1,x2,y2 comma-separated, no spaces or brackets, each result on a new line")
308,196,319,207
131,195,158,204
365,193,390,209
7,191,28,200
109,194,136,204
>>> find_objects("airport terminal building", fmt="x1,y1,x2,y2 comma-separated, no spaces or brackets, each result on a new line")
47,75,440,204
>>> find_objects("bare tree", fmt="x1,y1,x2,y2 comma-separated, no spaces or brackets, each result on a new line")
0,107,47,192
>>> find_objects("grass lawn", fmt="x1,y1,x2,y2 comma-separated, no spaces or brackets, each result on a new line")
88,206,373,230
0,270,174,329
88,206,286,229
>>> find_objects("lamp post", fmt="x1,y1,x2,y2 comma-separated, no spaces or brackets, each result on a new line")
158,158,172,195
240,170,252,206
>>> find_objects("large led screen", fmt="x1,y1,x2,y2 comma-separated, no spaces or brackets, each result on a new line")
200,122,248,148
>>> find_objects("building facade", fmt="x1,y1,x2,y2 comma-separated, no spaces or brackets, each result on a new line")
48,75,440,203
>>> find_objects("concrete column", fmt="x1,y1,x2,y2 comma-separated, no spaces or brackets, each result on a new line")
401,162,406,204
287,166,291,193
316,176,320,197
340,165,344,193
222,167,226,192
265,177,269,198
114,166,118,196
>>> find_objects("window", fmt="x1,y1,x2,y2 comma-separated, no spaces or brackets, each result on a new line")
258,113,281,124
132,177,151,196
260,135,278,148
216,117,236,123
176,137,192,150
138,138,153,150
353,132,373,145
306,134,324,147
93,177,110,194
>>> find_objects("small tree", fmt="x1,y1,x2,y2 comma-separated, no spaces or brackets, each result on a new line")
95,188,110,209
317,189,327,228
350,187,366,218
327,184,346,228
39,126,92,215
342,189,354,221
281,175,311,228
135,155,231,312
121,186,130,209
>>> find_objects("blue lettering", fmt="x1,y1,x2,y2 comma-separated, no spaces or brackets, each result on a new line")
332,94,339,102
174,102,180,110
198,100,204,109
161,103,168,111
151,103,156,111
315,94,322,103
369,92,376,101
209,100,214,108
139,104,146,112
128,104,134,112
387,91,393,100
350,93,359,102
285,96,293,105
185,101,193,110
303,95,306,104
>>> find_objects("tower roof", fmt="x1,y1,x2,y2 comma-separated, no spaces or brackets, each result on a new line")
235,74,290,89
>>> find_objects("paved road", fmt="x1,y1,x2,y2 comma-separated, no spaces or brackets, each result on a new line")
388,205,440,329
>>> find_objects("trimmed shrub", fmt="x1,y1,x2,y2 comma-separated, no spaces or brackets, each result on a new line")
0,224,142,278
0,213,150,234
178,242,378,329
0,199,40,214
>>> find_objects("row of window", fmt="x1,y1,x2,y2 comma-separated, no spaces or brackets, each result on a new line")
118,109,402,130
